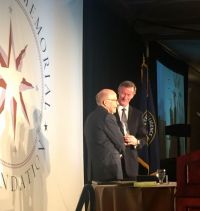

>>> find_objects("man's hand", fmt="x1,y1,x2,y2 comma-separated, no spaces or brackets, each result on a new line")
124,134,139,146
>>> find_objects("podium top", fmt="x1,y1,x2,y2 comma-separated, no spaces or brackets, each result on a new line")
92,180,177,188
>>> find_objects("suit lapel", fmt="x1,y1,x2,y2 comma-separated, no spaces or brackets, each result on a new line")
128,106,133,126
115,111,124,135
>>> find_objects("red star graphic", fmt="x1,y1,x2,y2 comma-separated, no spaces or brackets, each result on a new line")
0,21,33,139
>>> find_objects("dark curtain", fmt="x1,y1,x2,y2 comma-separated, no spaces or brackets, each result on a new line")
82,0,189,183
83,0,146,183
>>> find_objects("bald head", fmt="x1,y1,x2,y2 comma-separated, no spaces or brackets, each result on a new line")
96,89,115,105
96,89,118,114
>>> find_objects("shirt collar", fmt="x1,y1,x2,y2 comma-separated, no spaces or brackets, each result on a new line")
118,105,129,110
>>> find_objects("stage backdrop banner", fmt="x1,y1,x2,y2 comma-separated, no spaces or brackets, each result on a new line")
0,0,83,210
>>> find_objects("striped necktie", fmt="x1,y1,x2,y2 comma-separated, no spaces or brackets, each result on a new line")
121,108,129,135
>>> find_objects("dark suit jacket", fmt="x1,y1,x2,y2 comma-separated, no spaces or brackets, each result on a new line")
84,106,126,182
115,105,147,178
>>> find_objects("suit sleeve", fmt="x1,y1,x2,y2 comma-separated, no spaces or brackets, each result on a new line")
104,114,125,154
136,112,147,148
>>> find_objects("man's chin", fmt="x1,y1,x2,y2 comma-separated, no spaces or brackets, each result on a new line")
120,102,128,107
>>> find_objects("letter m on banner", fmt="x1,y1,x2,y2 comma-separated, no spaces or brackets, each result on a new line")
137,55,160,174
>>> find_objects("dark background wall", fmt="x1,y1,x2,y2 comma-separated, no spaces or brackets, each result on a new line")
83,0,148,182
82,0,195,182
83,0,146,120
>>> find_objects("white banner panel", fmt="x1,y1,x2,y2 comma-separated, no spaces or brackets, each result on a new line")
0,0,83,210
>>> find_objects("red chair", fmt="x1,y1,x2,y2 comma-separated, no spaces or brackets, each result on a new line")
176,150,200,211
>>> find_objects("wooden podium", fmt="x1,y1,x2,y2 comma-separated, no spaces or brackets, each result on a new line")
176,150,200,211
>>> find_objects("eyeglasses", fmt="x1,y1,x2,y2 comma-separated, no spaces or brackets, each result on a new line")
106,99,118,102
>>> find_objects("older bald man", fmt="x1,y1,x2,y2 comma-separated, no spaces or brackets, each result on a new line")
84,89,125,182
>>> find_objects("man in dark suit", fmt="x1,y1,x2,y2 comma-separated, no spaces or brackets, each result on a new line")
84,89,126,182
115,81,147,178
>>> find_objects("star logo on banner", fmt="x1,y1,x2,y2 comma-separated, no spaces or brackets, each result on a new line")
0,21,33,139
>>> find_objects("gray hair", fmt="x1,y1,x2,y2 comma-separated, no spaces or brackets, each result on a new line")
118,80,136,92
